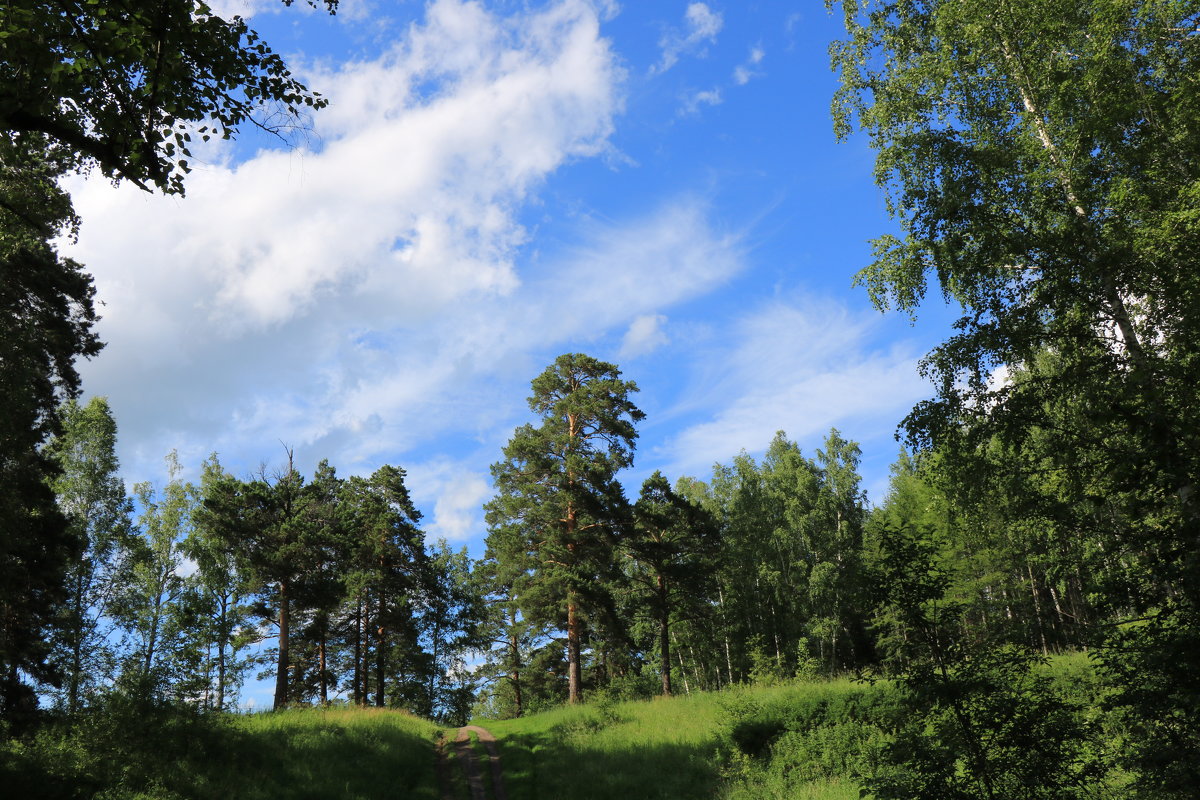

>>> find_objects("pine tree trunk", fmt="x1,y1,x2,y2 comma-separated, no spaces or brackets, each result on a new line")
429,617,440,711
375,593,386,708
319,620,328,706
353,596,363,705
658,573,672,696
274,580,290,709
509,621,524,717
567,593,582,704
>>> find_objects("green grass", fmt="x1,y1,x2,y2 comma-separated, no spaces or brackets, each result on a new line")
222,707,441,800
478,679,884,800
0,704,443,800
1,652,1109,799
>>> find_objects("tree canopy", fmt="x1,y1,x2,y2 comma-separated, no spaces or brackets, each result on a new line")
1,0,337,194
831,0,1200,792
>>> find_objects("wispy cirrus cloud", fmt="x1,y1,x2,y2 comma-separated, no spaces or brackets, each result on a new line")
652,2,723,75
680,87,722,116
658,297,928,476
733,44,765,85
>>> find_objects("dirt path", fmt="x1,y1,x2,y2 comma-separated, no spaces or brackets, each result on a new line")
437,726,507,800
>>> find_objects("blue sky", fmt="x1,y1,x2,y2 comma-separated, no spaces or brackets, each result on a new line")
65,0,959,562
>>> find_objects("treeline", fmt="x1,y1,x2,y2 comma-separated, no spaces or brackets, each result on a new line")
30,351,1156,728
469,354,1113,720
37,397,478,722
473,350,882,716
33,356,897,725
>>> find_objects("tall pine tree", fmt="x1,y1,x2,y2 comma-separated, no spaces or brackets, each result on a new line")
486,353,644,704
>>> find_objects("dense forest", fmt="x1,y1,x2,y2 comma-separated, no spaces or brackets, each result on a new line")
3,0,1199,798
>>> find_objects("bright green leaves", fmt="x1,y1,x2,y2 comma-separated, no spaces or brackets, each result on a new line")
836,0,1200,768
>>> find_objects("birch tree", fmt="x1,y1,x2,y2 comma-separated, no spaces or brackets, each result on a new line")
831,0,1200,791
45,397,133,712
126,451,192,687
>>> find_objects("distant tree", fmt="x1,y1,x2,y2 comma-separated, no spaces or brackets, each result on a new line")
201,451,311,709
292,459,347,706
339,465,426,708
185,454,255,710
627,471,718,696
808,429,869,671
422,540,482,723
44,396,134,713
124,451,193,686
486,353,644,704
704,439,813,682
475,522,544,718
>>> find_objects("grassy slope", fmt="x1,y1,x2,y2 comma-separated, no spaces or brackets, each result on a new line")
479,652,1099,800
2,653,1099,799
480,680,872,800
221,707,442,800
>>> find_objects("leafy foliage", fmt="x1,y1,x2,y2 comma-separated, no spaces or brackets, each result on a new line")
43,397,134,713
0,138,99,724
1,0,337,194
831,0,1200,792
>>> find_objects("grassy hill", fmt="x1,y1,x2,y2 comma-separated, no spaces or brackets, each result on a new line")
480,678,878,800
2,653,1103,799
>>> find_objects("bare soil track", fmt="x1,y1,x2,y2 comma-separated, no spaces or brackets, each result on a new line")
437,725,507,800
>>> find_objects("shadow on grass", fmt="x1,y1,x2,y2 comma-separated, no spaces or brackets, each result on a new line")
216,710,439,800
1,705,439,800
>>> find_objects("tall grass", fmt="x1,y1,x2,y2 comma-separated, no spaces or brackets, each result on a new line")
0,651,1105,799
0,703,441,800
224,707,440,800
479,655,1109,799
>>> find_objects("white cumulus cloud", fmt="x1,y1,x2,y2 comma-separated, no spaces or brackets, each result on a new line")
64,0,627,481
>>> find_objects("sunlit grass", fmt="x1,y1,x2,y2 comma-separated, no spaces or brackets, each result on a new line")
478,677,878,800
